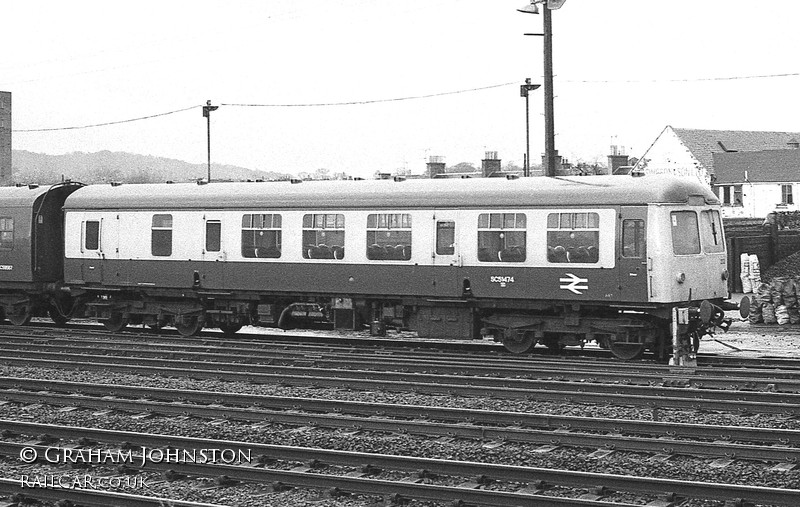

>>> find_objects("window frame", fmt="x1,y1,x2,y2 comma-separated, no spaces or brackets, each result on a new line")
670,210,701,255
699,209,724,253
366,213,413,261
436,221,455,256
782,184,794,205
621,219,645,258
0,217,13,251
151,214,173,257
302,213,345,260
205,220,221,253
546,212,600,264
241,213,282,258
84,220,100,252
477,212,527,263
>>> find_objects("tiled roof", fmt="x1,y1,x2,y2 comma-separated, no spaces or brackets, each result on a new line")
712,149,800,184
672,127,800,175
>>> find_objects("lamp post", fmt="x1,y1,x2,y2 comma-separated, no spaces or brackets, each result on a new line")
518,0,565,177
520,78,541,177
202,100,219,182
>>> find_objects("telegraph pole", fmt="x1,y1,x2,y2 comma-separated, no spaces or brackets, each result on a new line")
520,78,541,177
519,0,565,177
542,4,556,177
202,100,219,182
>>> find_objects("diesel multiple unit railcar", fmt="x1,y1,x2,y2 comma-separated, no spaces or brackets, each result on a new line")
0,174,738,360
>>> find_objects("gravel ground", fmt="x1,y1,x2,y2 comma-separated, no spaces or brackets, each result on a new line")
1,312,799,506
704,293,800,358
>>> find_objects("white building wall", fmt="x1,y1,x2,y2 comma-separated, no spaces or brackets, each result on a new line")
639,127,709,184
720,182,797,219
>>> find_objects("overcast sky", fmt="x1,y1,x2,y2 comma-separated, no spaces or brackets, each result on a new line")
3,0,799,179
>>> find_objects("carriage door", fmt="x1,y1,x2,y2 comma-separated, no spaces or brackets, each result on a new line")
81,218,103,284
433,215,459,266
618,207,648,301
431,213,462,295
202,218,225,288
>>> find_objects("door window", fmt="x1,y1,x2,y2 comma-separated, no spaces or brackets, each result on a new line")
84,220,100,251
622,219,645,258
206,220,221,252
151,214,173,257
436,221,455,255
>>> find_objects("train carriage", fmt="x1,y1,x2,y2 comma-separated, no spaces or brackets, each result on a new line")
0,181,84,325
60,174,733,360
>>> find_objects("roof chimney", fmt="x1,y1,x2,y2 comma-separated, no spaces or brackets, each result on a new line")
426,155,446,178
482,151,502,177
608,145,629,175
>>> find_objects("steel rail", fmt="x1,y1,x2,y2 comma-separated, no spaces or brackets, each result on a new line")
4,338,800,389
1,357,799,416
7,322,800,371
0,477,222,507
2,351,800,409
3,378,800,463
3,377,799,446
1,425,798,505
2,376,798,445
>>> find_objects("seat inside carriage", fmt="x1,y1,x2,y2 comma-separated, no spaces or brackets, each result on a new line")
498,246,525,262
368,243,411,260
546,244,597,263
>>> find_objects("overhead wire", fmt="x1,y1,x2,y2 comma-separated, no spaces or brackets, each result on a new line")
11,70,800,132
12,81,518,132
221,81,518,107
13,105,203,132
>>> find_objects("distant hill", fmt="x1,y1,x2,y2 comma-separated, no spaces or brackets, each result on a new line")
11,150,291,185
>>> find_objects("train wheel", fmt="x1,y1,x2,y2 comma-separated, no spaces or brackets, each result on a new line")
101,313,129,332
502,332,535,354
219,323,243,337
175,315,203,337
608,341,645,360
48,307,69,327
7,305,32,326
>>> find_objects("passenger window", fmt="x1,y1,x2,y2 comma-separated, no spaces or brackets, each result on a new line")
477,213,526,262
700,210,724,253
0,217,14,251
546,212,599,263
622,219,645,258
436,221,455,255
205,220,221,253
241,214,281,258
671,211,701,254
303,213,345,259
151,214,173,257
84,220,100,251
367,213,412,260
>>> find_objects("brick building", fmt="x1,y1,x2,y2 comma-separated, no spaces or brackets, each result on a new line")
0,92,10,186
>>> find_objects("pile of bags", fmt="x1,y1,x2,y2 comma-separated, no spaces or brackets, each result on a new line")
739,253,761,293
748,277,800,325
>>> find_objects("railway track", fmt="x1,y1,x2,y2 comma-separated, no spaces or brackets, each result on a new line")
8,320,800,370
3,328,800,392
2,351,800,416
1,378,799,463
2,421,799,506
1,326,799,506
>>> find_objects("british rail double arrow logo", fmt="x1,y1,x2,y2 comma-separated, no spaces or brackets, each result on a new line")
559,273,589,294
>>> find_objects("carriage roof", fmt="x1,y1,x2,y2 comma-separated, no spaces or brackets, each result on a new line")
62,174,718,211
